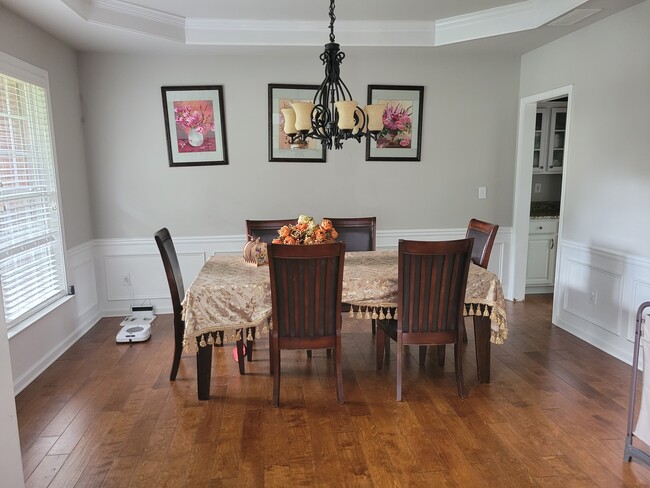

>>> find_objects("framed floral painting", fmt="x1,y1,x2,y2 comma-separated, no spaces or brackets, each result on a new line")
268,84,326,162
365,85,424,162
161,85,228,166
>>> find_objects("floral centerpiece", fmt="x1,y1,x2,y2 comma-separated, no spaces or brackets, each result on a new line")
272,215,338,245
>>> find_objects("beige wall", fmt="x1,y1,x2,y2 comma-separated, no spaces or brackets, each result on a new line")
0,5,93,249
520,0,650,258
77,47,520,239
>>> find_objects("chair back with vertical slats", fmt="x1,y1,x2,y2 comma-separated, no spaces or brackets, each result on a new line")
268,242,345,347
398,239,473,342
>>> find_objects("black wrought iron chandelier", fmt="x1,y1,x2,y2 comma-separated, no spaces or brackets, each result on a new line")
280,0,385,150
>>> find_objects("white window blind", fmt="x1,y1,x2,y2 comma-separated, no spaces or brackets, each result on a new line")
0,66,67,328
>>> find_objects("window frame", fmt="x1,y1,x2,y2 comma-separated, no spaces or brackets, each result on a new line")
0,51,68,331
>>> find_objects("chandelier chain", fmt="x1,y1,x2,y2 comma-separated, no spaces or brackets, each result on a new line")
328,0,336,43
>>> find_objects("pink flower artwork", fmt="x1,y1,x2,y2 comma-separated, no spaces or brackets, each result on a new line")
376,100,413,149
173,100,216,152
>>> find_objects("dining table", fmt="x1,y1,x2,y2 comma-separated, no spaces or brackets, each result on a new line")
182,249,508,400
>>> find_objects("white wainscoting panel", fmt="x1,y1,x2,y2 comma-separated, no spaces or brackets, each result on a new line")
555,240,650,365
563,260,623,336
94,234,244,316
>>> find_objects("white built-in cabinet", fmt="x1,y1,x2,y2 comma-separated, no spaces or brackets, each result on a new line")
526,218,558,291
533,102,566,174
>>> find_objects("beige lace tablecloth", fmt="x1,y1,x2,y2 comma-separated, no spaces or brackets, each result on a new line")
182,250,508,352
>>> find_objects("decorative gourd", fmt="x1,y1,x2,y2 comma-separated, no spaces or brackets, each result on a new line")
243,237,268,266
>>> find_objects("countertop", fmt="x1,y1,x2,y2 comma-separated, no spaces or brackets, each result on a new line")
530,201,560,219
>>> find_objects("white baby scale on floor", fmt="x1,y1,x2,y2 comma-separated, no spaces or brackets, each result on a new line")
116,305,155,343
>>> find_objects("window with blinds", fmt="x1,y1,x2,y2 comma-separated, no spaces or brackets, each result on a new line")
0,63,67,328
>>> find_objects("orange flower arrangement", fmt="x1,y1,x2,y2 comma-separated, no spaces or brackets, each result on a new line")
272,215,338,245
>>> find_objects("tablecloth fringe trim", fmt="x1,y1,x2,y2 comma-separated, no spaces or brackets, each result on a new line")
348,305,398,321
183,324,269,353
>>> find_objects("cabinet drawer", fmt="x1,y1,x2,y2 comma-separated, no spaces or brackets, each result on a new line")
529,219,558,234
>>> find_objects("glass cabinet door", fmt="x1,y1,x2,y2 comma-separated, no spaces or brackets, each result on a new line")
533,108,549,172
548,108,566,172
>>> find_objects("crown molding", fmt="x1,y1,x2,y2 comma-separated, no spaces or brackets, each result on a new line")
59,0,587,47
434,0,589,46
185,19,435,47
62,0,185,42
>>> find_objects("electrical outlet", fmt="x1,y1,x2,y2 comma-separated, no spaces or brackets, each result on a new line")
121,274,131,286
534,183,542,193
478,186,487,199
589,290,597,305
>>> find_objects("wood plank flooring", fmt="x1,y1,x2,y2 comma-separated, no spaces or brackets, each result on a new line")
15,295,650,487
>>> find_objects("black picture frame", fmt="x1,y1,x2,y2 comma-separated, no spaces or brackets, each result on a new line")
365,85,424,162
161,85,228,166
268,83,326,162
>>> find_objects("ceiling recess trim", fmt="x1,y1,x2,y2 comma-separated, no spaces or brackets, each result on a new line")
435,0,590,45
60,0,589,47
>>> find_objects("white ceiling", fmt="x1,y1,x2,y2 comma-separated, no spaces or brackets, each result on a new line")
0,0,643,54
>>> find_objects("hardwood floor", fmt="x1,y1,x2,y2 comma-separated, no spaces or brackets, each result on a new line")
15,295,650,487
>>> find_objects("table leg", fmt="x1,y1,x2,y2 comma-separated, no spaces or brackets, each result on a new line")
236,337,246,375
473,315,491,384
197,342,213,400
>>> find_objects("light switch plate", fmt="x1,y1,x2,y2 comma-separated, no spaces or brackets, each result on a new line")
478,186,487,199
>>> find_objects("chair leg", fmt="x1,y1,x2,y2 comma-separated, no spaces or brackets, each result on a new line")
437,345,446,368
396,333,403,401
268,335,274,375
335,337,344,404
419,346,427,366
307,350,312,358
247,327,255,362
462,328,468,344
273,340,281,407
170,335,183,381
454,341,465,399
371,318,376,335
376,327,385,370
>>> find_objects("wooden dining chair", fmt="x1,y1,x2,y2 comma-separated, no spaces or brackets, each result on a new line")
325,217,377,334
463,218,499,342
268,241,346,406
466,218,499,269
376,238,474,400
156,228,243,389
244,218,296,360
246,218,296,243
154,227,187,381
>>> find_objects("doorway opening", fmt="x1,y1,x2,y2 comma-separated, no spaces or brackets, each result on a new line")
510,86,573,326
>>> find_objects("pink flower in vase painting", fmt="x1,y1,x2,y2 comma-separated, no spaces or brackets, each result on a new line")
377,102,413,149
173,100,216,151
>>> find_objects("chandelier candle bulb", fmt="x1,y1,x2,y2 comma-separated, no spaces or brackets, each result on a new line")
335,100,359,130
366,104,387,133
281,108,297,136
292,102,315,132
